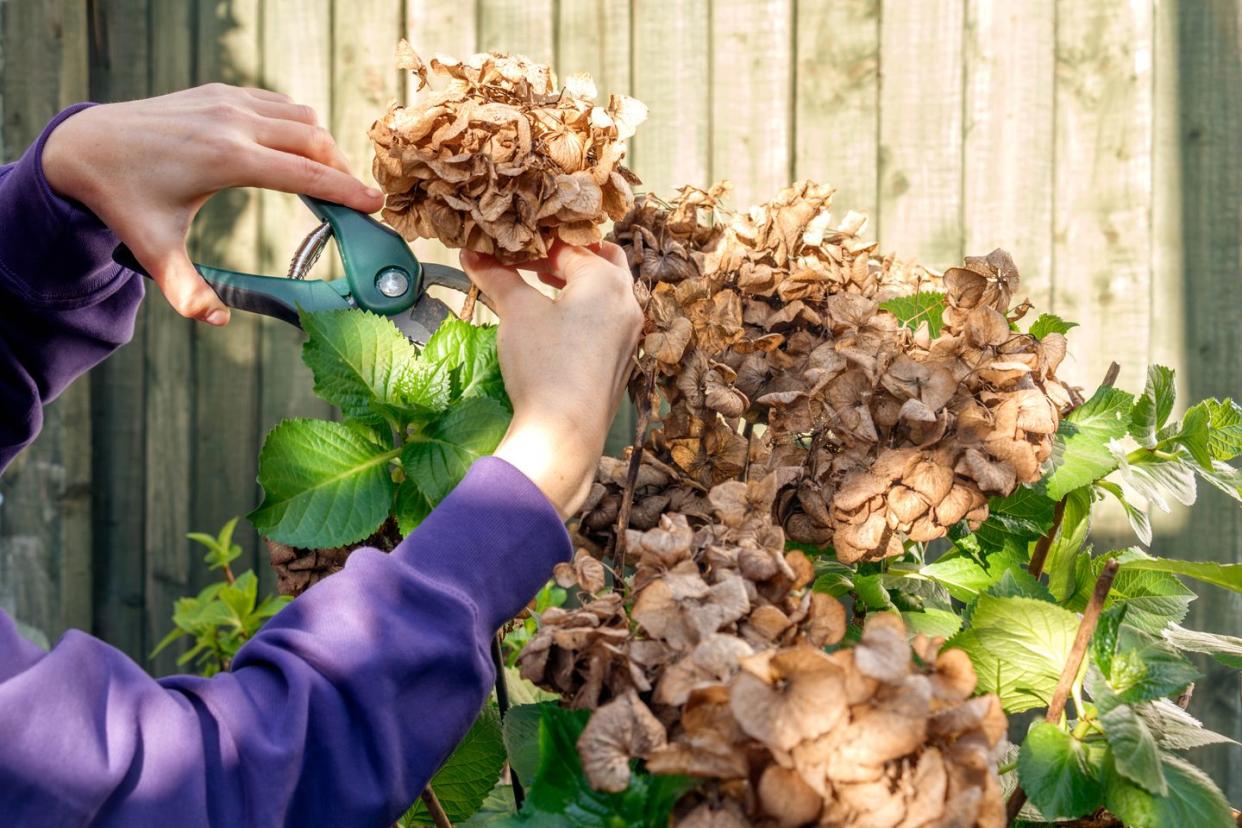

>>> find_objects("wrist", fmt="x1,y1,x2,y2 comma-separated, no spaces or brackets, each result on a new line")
492,418,600,519
41,105,101,206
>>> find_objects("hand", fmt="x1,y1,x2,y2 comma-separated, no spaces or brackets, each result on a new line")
41,84,383,325
460,242,643,518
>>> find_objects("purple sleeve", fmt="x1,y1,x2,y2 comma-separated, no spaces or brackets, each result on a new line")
0,103,145,473
0,106,575,824
0,457,572,826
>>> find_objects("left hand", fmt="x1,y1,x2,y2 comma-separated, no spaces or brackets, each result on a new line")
42,84,384,325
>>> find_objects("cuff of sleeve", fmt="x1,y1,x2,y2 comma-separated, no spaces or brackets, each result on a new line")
0,103,125,308
393,456,573,633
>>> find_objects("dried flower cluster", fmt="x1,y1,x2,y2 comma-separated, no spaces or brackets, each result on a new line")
587,181,1074,563
369,43,646,263
266,520,401,597
523,476,1007,826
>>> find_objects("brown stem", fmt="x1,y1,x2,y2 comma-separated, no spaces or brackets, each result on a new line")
420,786,454,828
1177,682,1195,710
1101,361,1121,389
458,285,480,321
222,564,236,586
1027,498,1067,580
1007,558,1121,824
610,372,654,576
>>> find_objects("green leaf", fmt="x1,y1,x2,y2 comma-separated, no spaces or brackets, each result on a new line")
493,706,694,828
405,705,507,826
1042,386,1135,500
1028,313,1079,340
1162,624,1242,670
1070,551,1194,634
502,703,550,786
422,318,508,406
1182,397,1242,462
1017,722,1105,820
1104,627,1199,705
921,548,1024,603
1100,703,1167,794
502,666,559,706
1119,555,1242,595
1129,365,1177,448
1097,479,1153,546
1046,487,1093,600
1135,699,1239,750
1104,752,1234,828
901,608,962,638
403,397,511,503
300,309,419,424
879,291,946,337
853,573,896,611
250,419,397,547
1171,404,1213,468
948,595,1081,712
460,784,518,826
987,568,1054,603
394,478,434,536
1113,450,1198,513
1090,604,1128,680
975,488,1058,549
399,358,454,414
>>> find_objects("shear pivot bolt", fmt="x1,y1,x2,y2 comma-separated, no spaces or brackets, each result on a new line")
375,268,410,298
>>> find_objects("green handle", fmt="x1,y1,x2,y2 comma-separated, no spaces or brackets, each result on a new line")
196,263,352,326
301,196,422,316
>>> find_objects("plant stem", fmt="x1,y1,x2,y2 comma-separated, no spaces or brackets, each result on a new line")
420,786,453,828
490,634,525,808
1006,558,1120,824
1027,498,1067,580
458,285,480,321
609,371,654,576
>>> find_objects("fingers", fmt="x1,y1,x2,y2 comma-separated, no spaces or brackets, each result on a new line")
134,241,230,325
241,86,294,104
242,145,383,213
249,98,320,127
251,117,353,174
459,250,548,316
544,241,633,291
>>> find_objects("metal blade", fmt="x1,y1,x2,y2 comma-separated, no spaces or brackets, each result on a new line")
391,295,455,346
420,262,476,295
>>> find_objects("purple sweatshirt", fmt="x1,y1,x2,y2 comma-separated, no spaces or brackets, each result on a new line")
0,106,572,826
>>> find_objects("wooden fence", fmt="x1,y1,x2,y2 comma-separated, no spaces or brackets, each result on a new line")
1,0,1240,798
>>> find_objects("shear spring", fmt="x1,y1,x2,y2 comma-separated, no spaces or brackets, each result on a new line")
287,221,333,280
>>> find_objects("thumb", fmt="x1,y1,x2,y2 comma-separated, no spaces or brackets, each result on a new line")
139,243,230,326
458,249,541,316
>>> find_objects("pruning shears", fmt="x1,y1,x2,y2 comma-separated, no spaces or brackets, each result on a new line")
113,195,482,345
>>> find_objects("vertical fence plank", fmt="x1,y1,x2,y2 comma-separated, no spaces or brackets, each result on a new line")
0,0,93,644
556,0,630,93
193,0,263,586
256,0,334,593
478,0,553,64
1052,0,1153,392
144,0,196,675
1164,0,1242,800
878,0,965,265
88,0,150,661
334,0,402,191
404,0,477,271
793,0,880,222
710,0,793,208
630,0,709,197
963,0,1055,308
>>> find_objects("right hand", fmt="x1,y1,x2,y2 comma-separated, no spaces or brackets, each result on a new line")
42,83,382,326
459,242,643,518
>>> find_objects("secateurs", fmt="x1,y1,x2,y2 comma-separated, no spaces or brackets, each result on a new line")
112,195,481,345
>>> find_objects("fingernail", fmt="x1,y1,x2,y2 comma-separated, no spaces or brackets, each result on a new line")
205,309,230,326
366,187,383,200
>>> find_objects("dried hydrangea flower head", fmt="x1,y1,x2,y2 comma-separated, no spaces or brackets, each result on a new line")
527,482,1007,826
595,181,1073,564
369,41,647,262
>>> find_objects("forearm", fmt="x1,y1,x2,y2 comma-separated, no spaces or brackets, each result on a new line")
0,457,571,827
0,104,144,473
